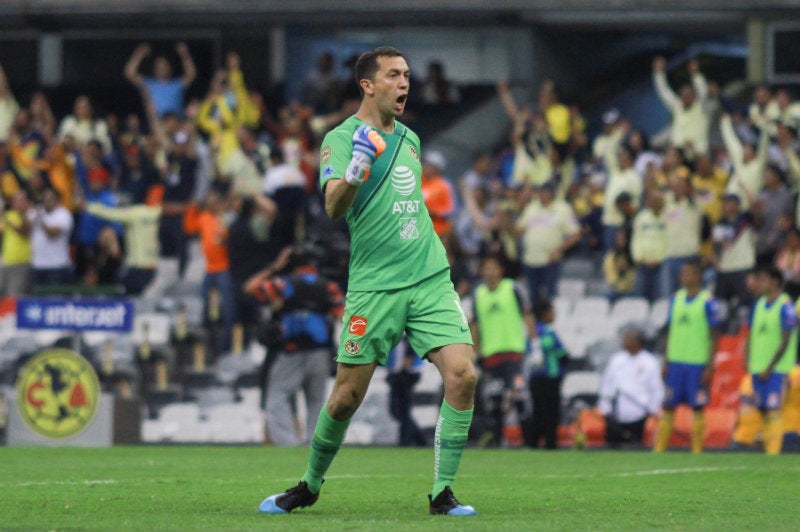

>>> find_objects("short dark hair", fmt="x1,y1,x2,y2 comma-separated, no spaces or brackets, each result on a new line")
682,257,703,275
756,264,784,284
354,46,405,93
480,253,505,270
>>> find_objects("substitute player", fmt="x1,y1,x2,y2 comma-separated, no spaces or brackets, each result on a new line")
654,259,721,453
259,47,478,516
745,265,798,454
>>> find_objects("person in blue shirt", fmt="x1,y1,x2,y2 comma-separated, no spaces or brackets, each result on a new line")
125,42,197,118
527,299,570,449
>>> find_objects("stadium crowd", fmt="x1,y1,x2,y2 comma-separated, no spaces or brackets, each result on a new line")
2,45,800,449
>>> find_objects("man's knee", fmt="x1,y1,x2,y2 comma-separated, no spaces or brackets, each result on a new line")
327,387,362,420
446,360,478,396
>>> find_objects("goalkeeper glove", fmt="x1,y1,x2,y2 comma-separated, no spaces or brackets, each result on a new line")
345,125,386,187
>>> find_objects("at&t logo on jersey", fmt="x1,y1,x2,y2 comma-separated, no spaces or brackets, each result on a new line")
391,166,416,196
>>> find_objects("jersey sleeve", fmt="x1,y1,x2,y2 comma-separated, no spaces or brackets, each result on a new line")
512,282,532,313
781,302,797,331
705,298,722,329
319,127,354,192
665,297,674,326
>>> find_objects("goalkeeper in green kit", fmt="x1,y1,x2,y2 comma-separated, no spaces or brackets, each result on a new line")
259,46,478,516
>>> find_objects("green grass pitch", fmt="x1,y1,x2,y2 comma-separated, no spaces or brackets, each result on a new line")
1,445,796,531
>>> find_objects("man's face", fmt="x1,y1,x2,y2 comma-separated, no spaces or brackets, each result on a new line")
679,85,695,107
480,258,503,284
154,57,172,80
756,272,773,296
42,189,58,210
366,56,410,118
622,332,639,354
722,198,740,218
679,264,700,290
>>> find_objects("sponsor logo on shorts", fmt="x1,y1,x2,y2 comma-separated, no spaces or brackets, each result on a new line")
408,145,419,162
345,339,361,355
349,315,368,336
767,392,780,409
695,389,708,405
321,145,331,163
391,166,416,196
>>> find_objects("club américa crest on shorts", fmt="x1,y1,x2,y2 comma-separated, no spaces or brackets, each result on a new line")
344,339,361,356
16,348,101,439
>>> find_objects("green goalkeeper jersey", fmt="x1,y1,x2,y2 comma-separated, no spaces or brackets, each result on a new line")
320,116,449,292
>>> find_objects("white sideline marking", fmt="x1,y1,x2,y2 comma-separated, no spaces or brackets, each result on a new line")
611,466,746,477
0,479,119,488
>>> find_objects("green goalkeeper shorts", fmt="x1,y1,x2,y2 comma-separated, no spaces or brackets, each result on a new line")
336,268,473,366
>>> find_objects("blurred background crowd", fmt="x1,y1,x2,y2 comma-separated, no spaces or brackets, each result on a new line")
3,45,799,343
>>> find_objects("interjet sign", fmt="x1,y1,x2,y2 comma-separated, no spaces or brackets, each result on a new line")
16,298,135,332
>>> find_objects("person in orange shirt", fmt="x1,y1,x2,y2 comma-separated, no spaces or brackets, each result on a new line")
184,189,237,354
421,150,456,239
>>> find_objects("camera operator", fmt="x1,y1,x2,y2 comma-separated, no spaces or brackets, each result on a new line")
244,244,344,445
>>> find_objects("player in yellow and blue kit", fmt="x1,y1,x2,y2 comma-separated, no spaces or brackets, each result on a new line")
259,47,477,516
654,259,721,453
745,265,798,454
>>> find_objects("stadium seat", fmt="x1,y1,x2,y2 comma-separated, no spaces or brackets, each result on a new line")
206,402,264,443
416,363,443,394
609,297,650,330
132,312,172,346
586,337,621,371
561,258,595,279
648,298,671,329
345,421,376,445
557,278,586,300
157,402,208,442
178,295,205,327
34,329,69,348
571,297,610,325
561,370,602,400
411,405,441,429
553,296,573,324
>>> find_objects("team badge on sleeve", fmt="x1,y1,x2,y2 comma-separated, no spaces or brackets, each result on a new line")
321,145,331,163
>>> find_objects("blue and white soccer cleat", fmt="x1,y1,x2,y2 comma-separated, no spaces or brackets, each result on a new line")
428,486,478,516
259,481,319,514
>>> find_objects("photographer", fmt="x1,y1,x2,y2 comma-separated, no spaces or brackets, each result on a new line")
244,244,344,446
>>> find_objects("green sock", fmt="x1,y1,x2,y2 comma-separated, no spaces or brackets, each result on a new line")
432,400,473,499
301,405,350,494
